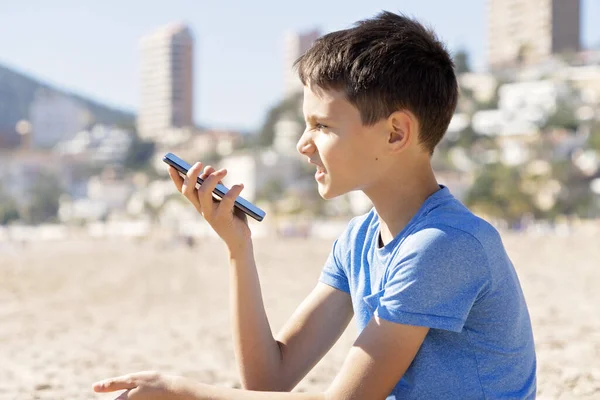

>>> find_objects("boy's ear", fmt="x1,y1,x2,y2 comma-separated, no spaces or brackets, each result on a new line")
386,110,415,153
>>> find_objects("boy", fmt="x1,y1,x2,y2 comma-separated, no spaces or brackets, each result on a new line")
94,11,536,399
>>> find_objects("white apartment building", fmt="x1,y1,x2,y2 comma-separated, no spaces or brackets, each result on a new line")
138,23,194,141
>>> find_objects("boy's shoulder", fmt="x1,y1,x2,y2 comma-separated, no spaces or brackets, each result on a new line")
337,188,503,258
416,196,502,247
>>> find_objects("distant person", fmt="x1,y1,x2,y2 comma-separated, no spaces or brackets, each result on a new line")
94,11,536,399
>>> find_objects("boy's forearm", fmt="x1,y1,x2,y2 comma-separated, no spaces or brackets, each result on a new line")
181,379,326,400
228,242,284,390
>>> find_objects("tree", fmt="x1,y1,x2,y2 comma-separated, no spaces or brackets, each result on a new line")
124,132,156,172
465,163,537,225
255,92,304,147
544,101,579,131
453,49,471,74
456,125,478,149
23,172,63,224
0,183,20,224
548,159,596,219
588,122,600,152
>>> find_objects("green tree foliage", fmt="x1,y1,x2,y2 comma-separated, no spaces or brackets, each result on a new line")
465,163,536,225
23,172,63,224
588,122,600,152
455,125,478,149
0,183,20,224
544,101,578,131
255,92,304,147
124,132,156,172
549,160,595,218
453,49,471,75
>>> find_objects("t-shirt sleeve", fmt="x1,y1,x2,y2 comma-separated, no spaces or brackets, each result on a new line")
319,238,351,293
363,226,490,332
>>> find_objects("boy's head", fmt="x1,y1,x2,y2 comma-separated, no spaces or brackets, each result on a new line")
296,11,458,154
295,11,458,199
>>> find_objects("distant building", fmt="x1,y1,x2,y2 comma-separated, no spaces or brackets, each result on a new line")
218,149,300,203
138,23,194,141
273,113,303,155
284,29,321,96
29,89,89,149
55,124,133,165
0,149,66,204
499,80,569,124
59,170,134,223
458,73,498,104
471,109,506,137
191,129,243,157
488,0,580,68
563,65,600,105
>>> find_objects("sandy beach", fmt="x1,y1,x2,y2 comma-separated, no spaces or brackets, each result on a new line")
1,231,599,399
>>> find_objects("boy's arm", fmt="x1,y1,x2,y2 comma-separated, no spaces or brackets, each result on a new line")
224,316,427,399
229,315,428,399
95,316,428,399
165,163,354,391
229,244,354,391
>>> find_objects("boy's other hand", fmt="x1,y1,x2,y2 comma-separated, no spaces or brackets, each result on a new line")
168,162,252,253
93,371,186,399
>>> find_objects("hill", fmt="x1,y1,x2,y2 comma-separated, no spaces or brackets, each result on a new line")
0,64,135,147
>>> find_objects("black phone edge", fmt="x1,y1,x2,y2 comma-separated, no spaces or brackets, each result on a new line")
162,154,265,222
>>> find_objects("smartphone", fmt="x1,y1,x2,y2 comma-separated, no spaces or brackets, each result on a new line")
162,152,266,222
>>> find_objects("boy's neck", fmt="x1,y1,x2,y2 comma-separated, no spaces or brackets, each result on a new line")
364,159,440,247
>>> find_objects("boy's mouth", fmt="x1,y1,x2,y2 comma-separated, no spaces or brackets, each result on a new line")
315,165,327,182
308,158,327,174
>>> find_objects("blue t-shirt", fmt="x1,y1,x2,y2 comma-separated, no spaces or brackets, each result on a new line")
320,186,536,399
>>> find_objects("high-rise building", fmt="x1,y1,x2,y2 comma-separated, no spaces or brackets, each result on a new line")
488,0,580,68
138,23,194,140
284,29,321,96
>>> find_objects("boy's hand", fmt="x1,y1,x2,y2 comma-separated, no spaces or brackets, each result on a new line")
168,162,252,253
93,371,186,399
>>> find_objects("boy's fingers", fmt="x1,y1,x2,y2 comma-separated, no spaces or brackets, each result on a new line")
182,162,203,199
93,375,137,392
167,166,184,192
218,184,244,215
200,166,225,185
200,165,216,180
169,162,228,218
197,169,227,212
200,166,227,194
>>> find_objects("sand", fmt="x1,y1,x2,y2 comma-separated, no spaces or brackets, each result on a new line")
1,232,599,399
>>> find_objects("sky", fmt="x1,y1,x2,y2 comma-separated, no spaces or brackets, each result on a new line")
1,0,599,132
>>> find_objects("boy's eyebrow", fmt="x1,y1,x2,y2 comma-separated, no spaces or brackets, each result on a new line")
305,113,334,123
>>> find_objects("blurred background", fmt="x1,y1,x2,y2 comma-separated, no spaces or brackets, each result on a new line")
1,1,599,399
0,0,600,237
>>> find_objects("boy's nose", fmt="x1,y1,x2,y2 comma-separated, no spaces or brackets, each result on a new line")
296,132,315,156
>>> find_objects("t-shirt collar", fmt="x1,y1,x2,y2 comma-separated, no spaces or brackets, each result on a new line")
375,184,452,255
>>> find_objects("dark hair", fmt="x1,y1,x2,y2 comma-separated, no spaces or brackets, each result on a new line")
294,11,458,154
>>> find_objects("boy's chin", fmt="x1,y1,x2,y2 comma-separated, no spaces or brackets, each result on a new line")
317,183,344,200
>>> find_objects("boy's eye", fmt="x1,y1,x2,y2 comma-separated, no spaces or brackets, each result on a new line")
315,123,328,130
